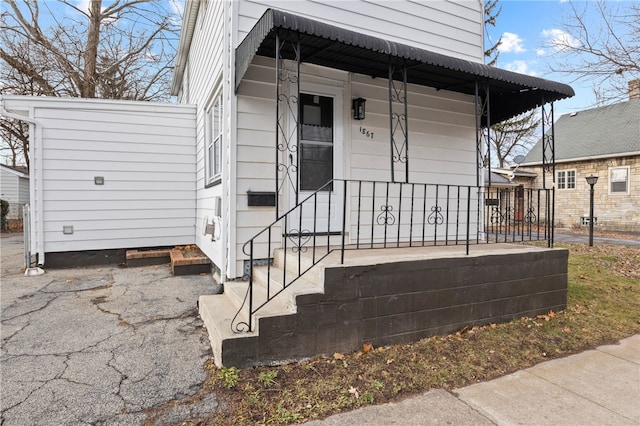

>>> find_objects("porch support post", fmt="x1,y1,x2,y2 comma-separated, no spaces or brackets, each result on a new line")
474,81,491,186
540,99,556,246
274,31,301,219
388,59,409,183
541,99,555,189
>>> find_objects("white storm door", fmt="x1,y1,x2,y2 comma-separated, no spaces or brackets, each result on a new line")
288,84,343,235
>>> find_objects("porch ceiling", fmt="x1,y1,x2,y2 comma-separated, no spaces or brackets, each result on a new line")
236,8,575,125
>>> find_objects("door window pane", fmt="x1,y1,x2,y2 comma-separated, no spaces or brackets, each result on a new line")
301,94,333,142
299,93,333,191
300,144,333,191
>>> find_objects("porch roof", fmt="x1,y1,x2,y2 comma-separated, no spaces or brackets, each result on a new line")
236,9,575,125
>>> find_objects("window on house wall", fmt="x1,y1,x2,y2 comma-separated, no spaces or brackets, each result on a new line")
609,166,629,194
557,170,575,189
205,90,223,186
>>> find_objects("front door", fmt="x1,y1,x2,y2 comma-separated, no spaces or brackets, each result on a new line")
288,84,343,235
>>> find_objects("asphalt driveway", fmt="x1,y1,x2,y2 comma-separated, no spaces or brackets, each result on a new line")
554,231,640,246
1,233,218,425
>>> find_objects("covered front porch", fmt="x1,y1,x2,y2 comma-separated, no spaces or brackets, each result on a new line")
202,9,574,367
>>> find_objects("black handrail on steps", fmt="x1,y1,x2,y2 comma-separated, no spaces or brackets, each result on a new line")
233,179,553,333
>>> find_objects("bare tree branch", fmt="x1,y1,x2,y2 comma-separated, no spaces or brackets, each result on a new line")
546,0,640,105
0,0,180,168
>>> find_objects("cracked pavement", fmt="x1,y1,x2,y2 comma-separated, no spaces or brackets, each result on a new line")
1,233,218,425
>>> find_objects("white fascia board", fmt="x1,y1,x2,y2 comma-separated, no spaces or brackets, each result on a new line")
171,0,201,96
0,165,28,178
1,95,193,111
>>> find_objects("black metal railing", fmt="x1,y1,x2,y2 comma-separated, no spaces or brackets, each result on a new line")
234,179,553,333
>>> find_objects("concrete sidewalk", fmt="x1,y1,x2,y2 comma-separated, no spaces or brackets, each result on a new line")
310,335,640,425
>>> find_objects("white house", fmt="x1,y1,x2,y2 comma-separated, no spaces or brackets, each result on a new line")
171,1,573,281
168,1,573,366
2,1,575,367
1,164,30,222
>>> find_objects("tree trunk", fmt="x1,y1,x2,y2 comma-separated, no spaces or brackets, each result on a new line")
82,0,102,98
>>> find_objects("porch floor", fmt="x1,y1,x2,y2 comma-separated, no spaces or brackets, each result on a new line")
309,242,552,268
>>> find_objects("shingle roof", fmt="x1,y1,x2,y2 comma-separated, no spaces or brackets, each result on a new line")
523,99,640,164
236,9,574,125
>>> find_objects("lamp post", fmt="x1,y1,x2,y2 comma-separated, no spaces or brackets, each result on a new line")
585,175,598,246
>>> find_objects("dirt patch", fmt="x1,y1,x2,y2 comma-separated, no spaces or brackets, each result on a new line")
175,245,207,258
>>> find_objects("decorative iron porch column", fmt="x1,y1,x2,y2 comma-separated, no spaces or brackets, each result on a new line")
275,31,301,219
388,59,409,183
540,99,556,247
541,99,555,188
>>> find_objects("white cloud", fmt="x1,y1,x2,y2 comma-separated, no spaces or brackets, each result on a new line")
535,48,546,56
168,0,184,16
504,60,539,77
542,29,581,52
498,32,526,54
75,0,90,14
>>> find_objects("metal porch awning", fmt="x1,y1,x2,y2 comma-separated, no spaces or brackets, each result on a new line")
235,8,574,125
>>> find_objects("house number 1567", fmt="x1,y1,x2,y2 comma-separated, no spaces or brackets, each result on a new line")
359,126,374,139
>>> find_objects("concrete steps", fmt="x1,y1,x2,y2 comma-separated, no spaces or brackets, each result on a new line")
198,248,328,367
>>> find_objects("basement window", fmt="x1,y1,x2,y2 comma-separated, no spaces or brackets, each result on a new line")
580,216,598,226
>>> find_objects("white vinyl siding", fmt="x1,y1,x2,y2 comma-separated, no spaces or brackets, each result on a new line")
236,0,483,62
350,73,476,185
185,0,231,276
3,97,197,255
235,57,280,275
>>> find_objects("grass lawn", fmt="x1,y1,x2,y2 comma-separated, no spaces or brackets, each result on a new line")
146,243,640,425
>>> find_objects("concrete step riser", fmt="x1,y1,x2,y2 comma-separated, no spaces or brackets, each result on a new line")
199,248,329,368
273,249,329,283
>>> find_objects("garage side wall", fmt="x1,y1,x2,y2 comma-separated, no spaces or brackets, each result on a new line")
30,100,197,259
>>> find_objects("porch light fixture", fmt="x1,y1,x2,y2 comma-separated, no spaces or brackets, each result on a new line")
352,97,366,120
585,175,598,247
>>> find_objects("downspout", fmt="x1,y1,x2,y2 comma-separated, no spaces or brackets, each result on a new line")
0,99,45,270
228,0,239,280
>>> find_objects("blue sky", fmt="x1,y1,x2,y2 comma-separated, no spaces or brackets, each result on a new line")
486,0,635,117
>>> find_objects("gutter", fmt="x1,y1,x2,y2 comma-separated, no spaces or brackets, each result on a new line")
0,97,46,272
521,151,640,167
170,0,201,96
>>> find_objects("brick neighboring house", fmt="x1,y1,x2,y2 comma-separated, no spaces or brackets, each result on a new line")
517,81,640,232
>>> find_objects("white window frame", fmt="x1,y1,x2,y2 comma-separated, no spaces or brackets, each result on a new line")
608,166,630,195
205,88,223,187
556,169,576,190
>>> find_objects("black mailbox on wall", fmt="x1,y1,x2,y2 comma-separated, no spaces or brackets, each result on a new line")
247,191,276,207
